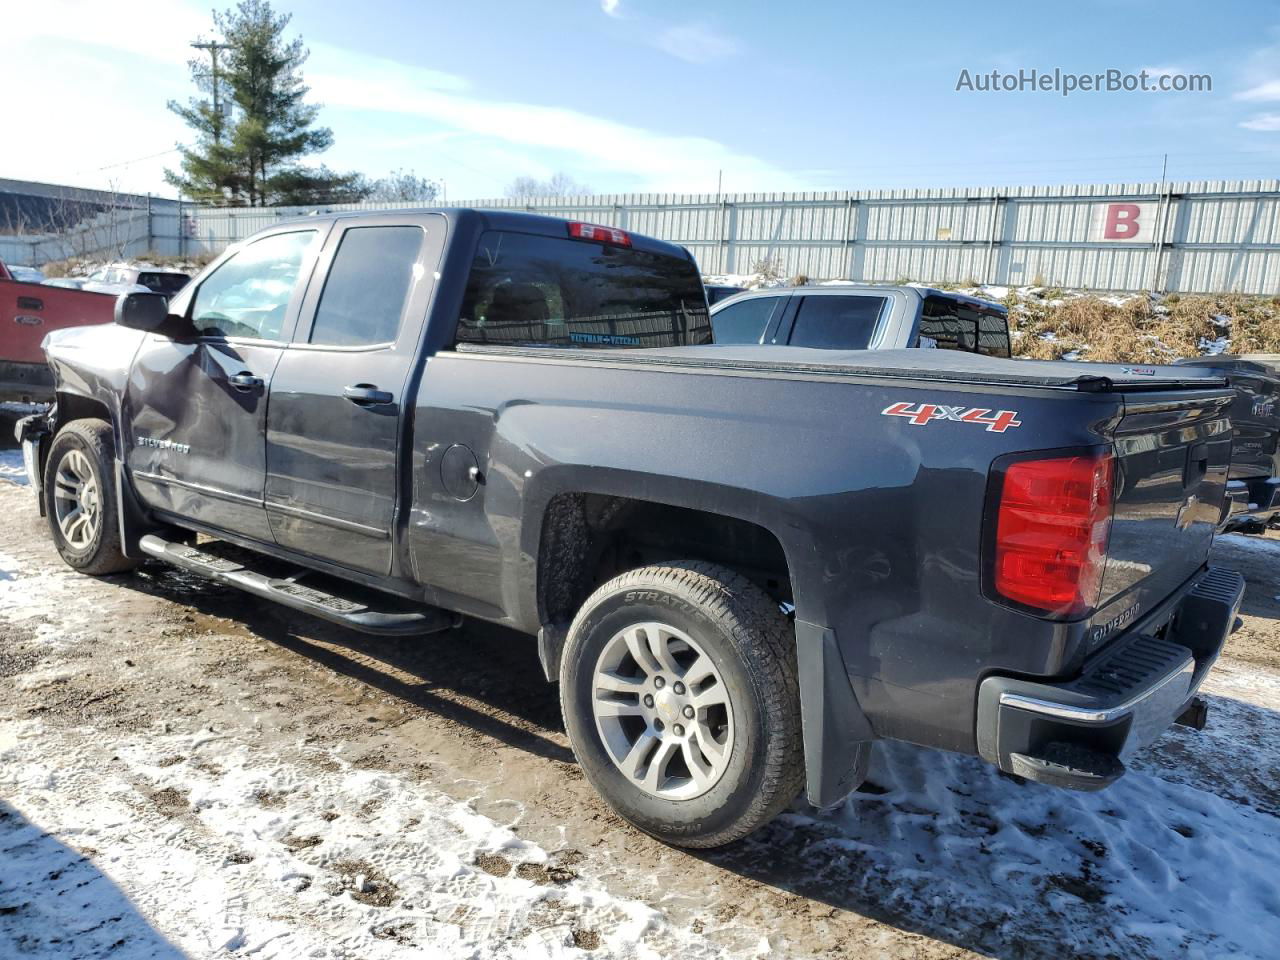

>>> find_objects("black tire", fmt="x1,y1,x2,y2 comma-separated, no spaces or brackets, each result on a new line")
560,561,804,848
42,419,137,576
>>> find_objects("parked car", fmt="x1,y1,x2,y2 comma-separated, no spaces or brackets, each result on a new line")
710,285,1011,356
0,255,116,402
704,283,746,305
82,264,191,299
18,209,1242,849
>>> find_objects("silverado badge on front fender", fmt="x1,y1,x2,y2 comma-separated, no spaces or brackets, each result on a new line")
881,402,1022,433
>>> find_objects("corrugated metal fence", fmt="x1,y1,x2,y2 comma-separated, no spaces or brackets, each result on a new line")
12,180,1280,294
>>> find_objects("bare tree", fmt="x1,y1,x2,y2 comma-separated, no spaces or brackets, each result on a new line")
504,172,592,199
363,169,440,203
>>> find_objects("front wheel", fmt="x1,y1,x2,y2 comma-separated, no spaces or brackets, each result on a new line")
560,561,804,848
42,419,137,575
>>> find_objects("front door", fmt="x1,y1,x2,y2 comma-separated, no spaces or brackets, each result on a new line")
124,227,325,542
264,214,443,575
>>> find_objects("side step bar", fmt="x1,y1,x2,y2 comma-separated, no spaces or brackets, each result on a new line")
139,534,460,636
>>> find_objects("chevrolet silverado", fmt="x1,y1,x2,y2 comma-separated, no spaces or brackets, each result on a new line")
18,209,1243,847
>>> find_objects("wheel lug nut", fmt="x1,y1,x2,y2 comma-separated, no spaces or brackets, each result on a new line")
682,705,694,719
643,694,654,708
654,676,665,689
673,724,685,737
673,682,685,695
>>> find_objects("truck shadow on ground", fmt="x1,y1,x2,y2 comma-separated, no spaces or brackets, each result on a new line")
125,562,575,765
118,561,1280,960
0,801,187,957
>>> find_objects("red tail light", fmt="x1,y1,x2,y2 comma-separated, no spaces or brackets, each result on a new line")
567,221,632,247
993,452,1114,618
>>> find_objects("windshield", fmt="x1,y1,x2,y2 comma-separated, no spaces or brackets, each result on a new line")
457,230,711,349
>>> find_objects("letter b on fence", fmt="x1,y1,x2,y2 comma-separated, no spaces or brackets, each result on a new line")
1091,201,1156,242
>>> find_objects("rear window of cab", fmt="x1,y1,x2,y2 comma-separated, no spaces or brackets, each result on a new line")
456,230,711,349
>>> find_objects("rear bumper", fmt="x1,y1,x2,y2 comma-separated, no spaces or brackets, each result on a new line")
976,566,1243,790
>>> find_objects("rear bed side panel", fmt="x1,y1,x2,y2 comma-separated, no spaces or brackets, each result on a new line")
407,350,1133,756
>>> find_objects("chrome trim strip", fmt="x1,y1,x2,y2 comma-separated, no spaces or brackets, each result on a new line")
998,654,1195,724
132,470,261,507
265,499,388,539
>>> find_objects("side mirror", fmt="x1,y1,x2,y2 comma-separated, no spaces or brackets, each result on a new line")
114,292,192,338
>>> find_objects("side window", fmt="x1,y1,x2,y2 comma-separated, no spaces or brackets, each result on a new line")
978,312,1011,358
787,295,887,350
191,230,317,341
308,226,424,346
711,297,780,345
919,296,1011,357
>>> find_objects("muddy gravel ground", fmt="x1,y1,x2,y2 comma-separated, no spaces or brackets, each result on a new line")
1,441,1279,958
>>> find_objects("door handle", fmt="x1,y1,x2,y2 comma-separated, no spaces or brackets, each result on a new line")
343,384,394,406
229,372,263,391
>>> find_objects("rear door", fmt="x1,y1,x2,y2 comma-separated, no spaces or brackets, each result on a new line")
124,227,324,542
264,214,444,575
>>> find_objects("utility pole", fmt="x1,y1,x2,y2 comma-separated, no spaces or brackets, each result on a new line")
191,40,228,145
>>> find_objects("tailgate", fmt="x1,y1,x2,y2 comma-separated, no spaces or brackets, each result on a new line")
0,279,115,364
1094,388,1233,634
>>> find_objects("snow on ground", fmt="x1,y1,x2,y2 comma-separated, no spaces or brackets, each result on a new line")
779,665,1280,959
0,538,752,960
0,448,28,486
3,470,1280,956
2,723,732,960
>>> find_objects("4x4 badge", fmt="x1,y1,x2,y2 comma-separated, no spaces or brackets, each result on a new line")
882,402,1022,433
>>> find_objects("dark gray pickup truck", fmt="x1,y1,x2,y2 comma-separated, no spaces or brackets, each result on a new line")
17,209,1243,848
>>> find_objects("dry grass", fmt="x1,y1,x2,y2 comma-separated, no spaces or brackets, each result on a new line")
1009,290,1280,363
38,251,216,278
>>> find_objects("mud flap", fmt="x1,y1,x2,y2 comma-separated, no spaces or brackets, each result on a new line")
795,619,876,807
115,458,153,559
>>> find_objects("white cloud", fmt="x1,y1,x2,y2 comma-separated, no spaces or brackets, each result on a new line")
1240,113,1280,132
1236,79,1280,102
304,48,799,196
0,0,799,198
655,23,739,64
1140,64,1186,80
600,0,621,17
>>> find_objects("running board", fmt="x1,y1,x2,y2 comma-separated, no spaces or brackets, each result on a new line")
138,534,460,636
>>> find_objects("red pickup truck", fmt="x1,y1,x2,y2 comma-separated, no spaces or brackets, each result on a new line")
0,257,116,402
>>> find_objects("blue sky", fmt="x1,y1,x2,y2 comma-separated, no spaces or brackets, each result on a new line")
5,0,1280,200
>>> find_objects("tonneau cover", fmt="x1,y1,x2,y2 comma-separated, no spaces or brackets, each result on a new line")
458,343,1229,393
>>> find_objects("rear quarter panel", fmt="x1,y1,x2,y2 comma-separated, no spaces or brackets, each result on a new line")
407,349,1132,753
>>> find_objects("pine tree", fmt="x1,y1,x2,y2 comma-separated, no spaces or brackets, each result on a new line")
166,1,365,206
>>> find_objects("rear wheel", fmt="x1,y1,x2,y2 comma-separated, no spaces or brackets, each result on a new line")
43,419,136,575
560,561,803,848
